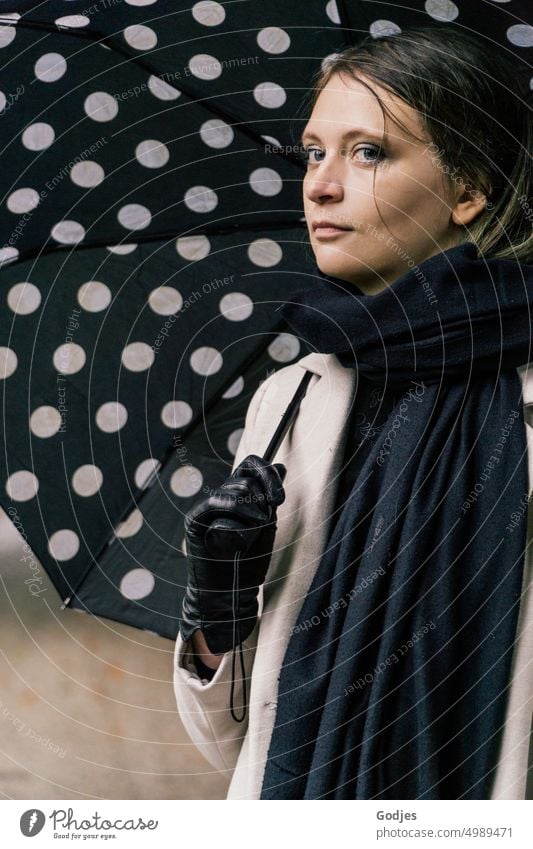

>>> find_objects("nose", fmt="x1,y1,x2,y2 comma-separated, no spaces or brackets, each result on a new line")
303,156,344,204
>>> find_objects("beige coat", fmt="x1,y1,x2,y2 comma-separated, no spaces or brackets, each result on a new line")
173,352,533,800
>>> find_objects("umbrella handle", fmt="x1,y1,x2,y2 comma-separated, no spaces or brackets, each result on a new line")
205,370,313,557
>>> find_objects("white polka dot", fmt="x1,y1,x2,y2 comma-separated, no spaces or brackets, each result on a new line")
190,346,223,376
325,1,340,24
126,0,158,4
268,332,301,362
161,400,193,428
222,375,244,398
227,428,244,456
507,25,533,47
48,529,80,561
184,185,218,213
50,220,86,244
192,1,225,26
77,280,112,312
105,243,137,254
84,91,119,122
219,292,253,321
261,135,281,148
117,203,152,230
0,91,5,112
119,567,155,600
189,53,222,80
0,25,16,49
147,75,181,100
248,237,283,267
170,466,203,497
54,15,90,27
5,471,39,502
22,122,55,151
249,167,283,196
124,24,157,51
121,342,155,372
114,508,143,538
370,20,402,37
70,160,105,187
0,347,17,379
72,464,103,497
7,282,41,315
134,458,160,489
0,247,19,265
199,118,234,149
148,286,183,315
181,537,188,557
34,53,67,82
257,27,291,54
53,343,86,375
176,234,210,260
424,0,459,21
30,406,62,438
253,82,287,109
135,139,170,168
7,188,40,214
96,402,128,433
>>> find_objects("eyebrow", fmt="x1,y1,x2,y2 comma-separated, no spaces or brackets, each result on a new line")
299,128,387,145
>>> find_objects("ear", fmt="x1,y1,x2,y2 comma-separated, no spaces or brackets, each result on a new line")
451,181,490,227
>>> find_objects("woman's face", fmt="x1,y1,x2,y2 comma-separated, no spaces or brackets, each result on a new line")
301,72,480,294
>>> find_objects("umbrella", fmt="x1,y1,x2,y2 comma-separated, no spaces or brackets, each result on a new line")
0,1,531,640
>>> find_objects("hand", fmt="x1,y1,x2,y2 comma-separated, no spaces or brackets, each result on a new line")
180,454,286,655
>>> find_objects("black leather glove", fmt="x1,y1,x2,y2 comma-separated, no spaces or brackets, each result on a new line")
180,454,286,655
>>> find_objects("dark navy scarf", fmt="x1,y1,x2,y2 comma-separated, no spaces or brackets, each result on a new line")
260,242,533,799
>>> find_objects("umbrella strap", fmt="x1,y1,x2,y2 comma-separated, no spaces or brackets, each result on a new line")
230,549,247,722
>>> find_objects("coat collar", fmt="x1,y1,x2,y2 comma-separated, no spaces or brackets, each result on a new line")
299,353,533,406
295,351,341,377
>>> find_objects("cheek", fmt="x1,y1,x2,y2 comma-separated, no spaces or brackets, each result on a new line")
380,168,449,220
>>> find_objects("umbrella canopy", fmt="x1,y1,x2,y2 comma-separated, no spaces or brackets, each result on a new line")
0,0,531,640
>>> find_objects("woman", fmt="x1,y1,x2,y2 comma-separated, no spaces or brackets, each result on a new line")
174,24,533,800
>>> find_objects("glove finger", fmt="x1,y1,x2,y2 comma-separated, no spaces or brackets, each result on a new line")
184,489,250,540
230,454,286,508
184,486,269,553
220,476,273,522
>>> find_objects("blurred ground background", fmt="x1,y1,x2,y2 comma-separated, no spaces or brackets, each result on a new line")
0,507,227,799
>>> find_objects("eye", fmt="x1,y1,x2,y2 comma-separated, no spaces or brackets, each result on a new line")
353,144,385,165
300,143,386,167
300,145,324,165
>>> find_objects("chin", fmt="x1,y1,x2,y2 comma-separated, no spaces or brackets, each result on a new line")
312,251,360,283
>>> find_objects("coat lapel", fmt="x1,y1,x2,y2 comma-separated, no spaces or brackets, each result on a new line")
259,353,357,629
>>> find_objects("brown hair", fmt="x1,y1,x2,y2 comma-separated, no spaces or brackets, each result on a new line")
297,24,532,262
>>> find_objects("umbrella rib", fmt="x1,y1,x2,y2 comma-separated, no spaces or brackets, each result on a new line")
2,218,307,265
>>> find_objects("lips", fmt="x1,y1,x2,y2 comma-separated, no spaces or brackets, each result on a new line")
312,221,353,231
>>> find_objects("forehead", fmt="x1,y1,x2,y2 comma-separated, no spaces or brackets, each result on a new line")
304,71,425,143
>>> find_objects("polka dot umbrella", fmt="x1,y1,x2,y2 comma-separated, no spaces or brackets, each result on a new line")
0,1,531,640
